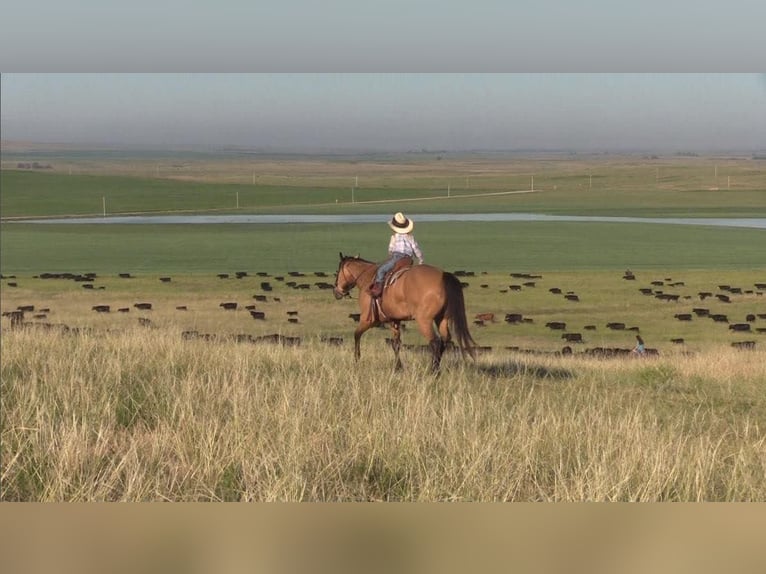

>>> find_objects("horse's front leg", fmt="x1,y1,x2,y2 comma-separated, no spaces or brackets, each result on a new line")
390,320,403,371
354,321,374,361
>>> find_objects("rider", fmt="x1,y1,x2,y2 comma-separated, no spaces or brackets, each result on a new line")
368,212,424,298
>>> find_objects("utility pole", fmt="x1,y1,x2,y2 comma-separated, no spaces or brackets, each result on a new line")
102,197,106,217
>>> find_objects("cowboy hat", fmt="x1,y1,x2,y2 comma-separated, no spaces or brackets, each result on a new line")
388,212,414,234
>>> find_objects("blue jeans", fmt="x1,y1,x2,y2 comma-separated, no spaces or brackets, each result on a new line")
375,252,408,284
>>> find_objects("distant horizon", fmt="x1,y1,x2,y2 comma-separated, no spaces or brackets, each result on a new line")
3,75,765,155
2,139,765,157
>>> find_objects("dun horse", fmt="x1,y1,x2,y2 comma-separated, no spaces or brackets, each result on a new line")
333,253,476,371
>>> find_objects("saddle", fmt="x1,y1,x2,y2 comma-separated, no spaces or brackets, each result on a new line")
368,257,413,321
380,256,413,290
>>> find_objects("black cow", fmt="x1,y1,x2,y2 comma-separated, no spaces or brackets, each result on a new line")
562,333,583,343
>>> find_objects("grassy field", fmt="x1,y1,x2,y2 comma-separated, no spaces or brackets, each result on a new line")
2,326,765,501
1,151,765,501
2,221,765,274
1,267,765,353
3,154,766,218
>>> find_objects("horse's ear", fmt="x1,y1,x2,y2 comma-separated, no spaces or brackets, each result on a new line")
339,251,344,260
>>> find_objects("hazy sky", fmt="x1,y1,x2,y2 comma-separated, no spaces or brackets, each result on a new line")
2,74,765,152
2,1,765,71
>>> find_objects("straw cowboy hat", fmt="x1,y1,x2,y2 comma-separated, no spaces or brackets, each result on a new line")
388,212,414,234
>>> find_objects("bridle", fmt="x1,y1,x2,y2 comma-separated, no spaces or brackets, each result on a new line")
334,258,362,298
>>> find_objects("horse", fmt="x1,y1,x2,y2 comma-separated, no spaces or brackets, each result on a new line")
333,252,477,372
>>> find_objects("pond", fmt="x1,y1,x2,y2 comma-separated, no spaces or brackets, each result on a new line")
14,213,766,229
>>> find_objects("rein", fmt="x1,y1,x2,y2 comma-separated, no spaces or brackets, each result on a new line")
336,259,371,296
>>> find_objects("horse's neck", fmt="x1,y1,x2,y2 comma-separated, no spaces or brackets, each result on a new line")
348,260,375,286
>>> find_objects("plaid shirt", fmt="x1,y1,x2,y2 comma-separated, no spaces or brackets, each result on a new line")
388,233,424,263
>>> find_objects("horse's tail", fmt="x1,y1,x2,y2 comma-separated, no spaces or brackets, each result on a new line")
442,272,477,360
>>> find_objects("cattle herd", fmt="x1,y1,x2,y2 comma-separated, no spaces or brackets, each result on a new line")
1,268,764,357
0,269,341,348
465,269,764,357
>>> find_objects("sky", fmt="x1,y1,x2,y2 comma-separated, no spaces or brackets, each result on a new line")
1,1,765,71
2,74,765,153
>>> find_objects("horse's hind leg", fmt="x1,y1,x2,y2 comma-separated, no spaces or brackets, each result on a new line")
390,321,403,371
437,316,451,349
415,317,443,373
429,338,445,372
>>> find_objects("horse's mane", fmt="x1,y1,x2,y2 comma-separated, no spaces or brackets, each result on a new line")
342,254,375,265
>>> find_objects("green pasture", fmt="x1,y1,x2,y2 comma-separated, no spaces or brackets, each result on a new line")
0,171,334,217
3,163,766,218
1,221,765,275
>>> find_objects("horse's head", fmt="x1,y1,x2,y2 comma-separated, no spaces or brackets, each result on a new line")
333,252,354,299
333,252,368,299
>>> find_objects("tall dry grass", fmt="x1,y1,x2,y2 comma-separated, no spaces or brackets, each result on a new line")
2,325,765,501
